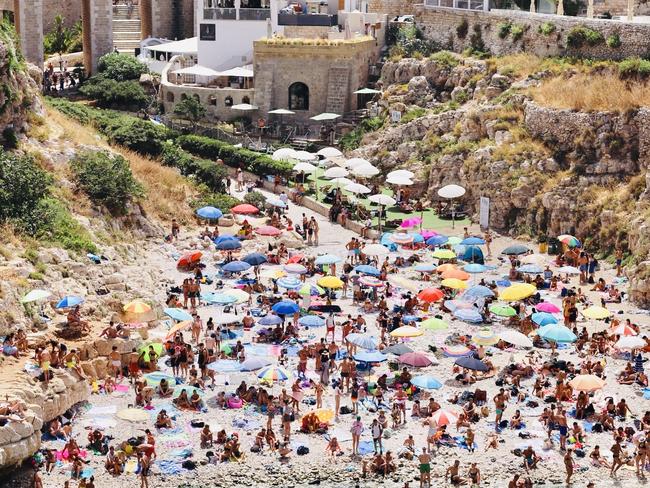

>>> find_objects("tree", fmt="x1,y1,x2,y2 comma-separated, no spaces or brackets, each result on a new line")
46,15,68,55
174,96,206,124
97,52,148,81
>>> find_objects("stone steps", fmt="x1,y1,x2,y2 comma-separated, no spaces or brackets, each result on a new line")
113,31,142,39
113,20,142,31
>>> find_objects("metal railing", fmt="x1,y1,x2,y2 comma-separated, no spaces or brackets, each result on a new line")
203,7,237,19
239,8,272,20
424,0,487,10
277,13,338,26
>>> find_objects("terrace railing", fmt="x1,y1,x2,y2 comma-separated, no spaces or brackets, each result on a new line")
239,8,272,20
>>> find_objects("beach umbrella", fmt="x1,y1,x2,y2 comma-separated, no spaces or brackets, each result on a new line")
557,266,580,274
472,328,499,346
329,177,354,187
426,235,449,246
138,342,164,361
346,157,371,168
400,217,422,229
272,148,299,161
294,151,316,162
268,108,295,115
277,276,302,290
489,304,516,317
538,323,577,343
207,360,242,373
177,251,202,268
240,356,272,372
317,147,342,158
203,293,238,305
464,285,495,298
354,264,381,276
287,254,305,264
324,167,349,179
214,234,238,244
55,296,84,309
615,336,645,350
317,276,344,289
582,306,612,320
262,269,286,279
386,175,413,186
455,356,488,371
364,244,390,256
309,408,335,424
441,278,468,290
258,314,283,326
222,260,251,273
256,225,282,236
610,323,637,336
351,164,380,177
359,276,384,288
299,315,326,327
298,283,324,296
242,253,267,266
231,204,259,214
387,169,415,179
382,344,414,355
222,288,250,303
272,300,300,315
213,313,241,325
418,288,444,303
311,112,341,121
431,409,459,427
266,197,286,208
461,237,485,246
463,264,487,274
569,374,605,392
438,264,458,274
499,330,533,348
518,264,544,274
258,365,290,382
520,254,548,265
315,254,342,265
390,233,414,245
442,345,473,357
293,162,317,175
353,351,388,363
535,302,561,313
558,234,581,248
420,317,449,331
411,375,443,390
531,312,558,326
116,408,149,422
433,249,456,260
414,264,437,273
441,269,470,280
284,264,308,275
123,299,151,315
368,194,397,206
165,320,193,339
454,308,483,323
344,182,372,195
216,239,242,251
346,333,379,350
390,326,423,338
143,372,175,387
502,245,530,255
164,308,193,321
500,283,537,301
399,352,434,367
196,206,223,220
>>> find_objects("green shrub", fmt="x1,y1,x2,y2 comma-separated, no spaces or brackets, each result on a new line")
243,191,267,210
174,96,207,123
510,24,525,41
70,150,144,215
79,76,150,109
567,26,604,48
430,50,459,68
401,107,426,124
2,127,18,149
35,198,97,253
43,16,82,55
456,19,469,39
469,23,487,55
497,22,512,39
108,119,169,156
97,52,148,81
191,190,240,212
388,24,440,58
606,33,621,48
538,21,556,36
339,116,385,151
618,57,650,79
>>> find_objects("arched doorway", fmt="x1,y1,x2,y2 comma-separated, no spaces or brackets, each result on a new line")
288,82,309,111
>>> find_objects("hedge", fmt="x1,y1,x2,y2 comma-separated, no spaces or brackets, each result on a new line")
177,134,293,177
161,143,228,193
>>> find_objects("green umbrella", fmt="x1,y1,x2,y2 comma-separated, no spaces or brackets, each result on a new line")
220,343,233,355
138,342,164,361
489,304,517,317
420,317,449,331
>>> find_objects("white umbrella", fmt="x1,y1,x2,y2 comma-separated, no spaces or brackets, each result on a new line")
21,289,52,303
344,182,371,194
368,194,396,206
317,147,342,158
217,66,254,77
174,64,220,77
330,177,354,187
293,162,316,173
386,175,414,185
354,87,382,94
272,148,299,161
352,164,380,177
615,336,646,350
346,157,371,168
388,169,415,179
324,167,349,179
364,243,390,256
268,108,295,115
294,151,317,161
438,184,466,199
558,266,581,275
520,254,548,265
213,313,242,325
231,103,259,111
310,113,341,121
499,330,534,348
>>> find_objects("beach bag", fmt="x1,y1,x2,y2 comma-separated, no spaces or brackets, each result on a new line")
575,449,586,458
190,420,205,428
495,379,504,387
297,446,309,455
339,406,352,415
592,423,603,433
182,460,196,470
499,420,509,429
526,401,539,408
544,395,557,403
250,445,260,453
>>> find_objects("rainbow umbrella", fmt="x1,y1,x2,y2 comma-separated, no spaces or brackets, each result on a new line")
433,249,457,260
298,283,324,296
359,276,384,288
257,365,290,382
390,233,415,245
420,317,449,330
558,234,581,248
390,326,423,338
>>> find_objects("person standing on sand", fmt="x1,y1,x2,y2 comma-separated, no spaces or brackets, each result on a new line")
484,231,492,258
418,448,431,488
310,217,319,246
616,247,623,277
564,449,574,484
39,347,51,386
611,436,624,476
171,219,179,241
493,388,507,431
351,416,363,456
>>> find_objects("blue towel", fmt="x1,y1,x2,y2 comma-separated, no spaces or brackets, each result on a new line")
80,468,94,479
583,421,594,433
453,436,478,450
169,448,193,459
156,460,184,475
358,440,375,455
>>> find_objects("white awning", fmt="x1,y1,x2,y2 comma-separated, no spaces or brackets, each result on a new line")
218,66,254,77
173,65,220,76
147,37,198,54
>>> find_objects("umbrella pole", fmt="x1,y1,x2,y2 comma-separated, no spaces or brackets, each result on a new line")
451,198,456,229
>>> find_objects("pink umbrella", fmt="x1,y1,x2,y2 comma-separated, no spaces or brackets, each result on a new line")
359,276,385,288
400,217,422,228
536,302,561,314
256,225,282,236
420,230,439,239
431,409,459,427
398,352,433,367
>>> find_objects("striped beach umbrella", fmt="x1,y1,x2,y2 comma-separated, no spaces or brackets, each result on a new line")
257,365,290,382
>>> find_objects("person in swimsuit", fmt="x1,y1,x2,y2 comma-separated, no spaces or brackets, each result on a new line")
611,436,624,476
522,446,539,472
39,348,51,386
418,448,431,488
564,449,574,484
109,346,122,379
468,462,481,486
445,460,466,485
493,389,507,431
137,451,150,488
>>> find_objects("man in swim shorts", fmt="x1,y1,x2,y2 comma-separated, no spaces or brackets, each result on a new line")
418,448,431,488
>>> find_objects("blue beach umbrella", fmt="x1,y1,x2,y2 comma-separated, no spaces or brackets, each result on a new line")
208,360,243,373
463,263,487,274
298,315,326,327
411,375,443,390
240,356,272,372
538,324,577,343
315,254,342,265
222,260,251,273
409,233,425,244
214,234,238,244
463,285,495,298
206,293,238,305
426,235,449,246
163,307,193,321
353,351,387,363
345,333,379,350
277,276,302,290
242,253,268,266
196,206,223,220
258,314,283,325
496,279,512,288
461,237,485,246
55,296,84,309
354,265,381,276
502,244,530,255
272,300,300,315
216,240,242,251
266,197,286,208
455,356,489,372
454,308,483,323
531,312,558,326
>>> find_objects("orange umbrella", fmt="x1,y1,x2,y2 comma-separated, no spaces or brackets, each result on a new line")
165,320,192,340
417,288,444,303
177,251,202,268
287,254,305,264
441,268,470,280
436,263,457,274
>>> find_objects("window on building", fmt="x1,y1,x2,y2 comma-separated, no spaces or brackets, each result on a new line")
209,95,217,106
225,96,233,107
167,92,175,103
242,96,250,104
288,82,309,111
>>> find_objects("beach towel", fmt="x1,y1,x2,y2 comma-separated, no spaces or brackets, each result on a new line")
160,433,190,448
83,417,117,429
156,460,184,475
80,467,94,479
169,448,193,459
124,459,139,474
114,384,130,393
453,436,478,450
232,418,260,431
358,440,375,455
87,405,118,417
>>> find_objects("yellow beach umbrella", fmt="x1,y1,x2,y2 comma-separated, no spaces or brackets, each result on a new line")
568,374,606,392
432,249,456,260
390,326,424,338
388,276,420,292
165,320,192,340
500,283,536,301
582,306,612,320
262,269,287,279
441,278,468,290
309,408,335,424
123,299,152,315
317,276,344,289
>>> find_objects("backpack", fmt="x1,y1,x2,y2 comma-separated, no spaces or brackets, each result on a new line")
297,446,309,455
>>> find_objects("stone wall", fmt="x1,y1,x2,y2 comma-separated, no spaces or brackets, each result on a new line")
415,6,650,60
152,0,175,39
88,0,113,74
180,0,195,39
284,25,332,39
367,0,418,17
43,0,83,30
15,0,44,66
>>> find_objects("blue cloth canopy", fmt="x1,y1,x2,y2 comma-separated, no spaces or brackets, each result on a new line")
315,254,342,265
455,356,488,371
411,375,443,390
531,312,558,326
463,263,487,274
502,244,530,255
214,234,238,244
55,296,84,309
216,240,242,251
426,235,449,246
242,253,267,266
222,260,251,273
518,264,543,274
464,285,495,298
258,314,283,325
277,277,302,289
196,206,223,220
354,265,381,276
453,308,483,323
461,237,485,245
462,245,484,264
163,307,193,321
272,300,300,315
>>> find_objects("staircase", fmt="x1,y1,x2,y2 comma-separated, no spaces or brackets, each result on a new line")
112,5,142,54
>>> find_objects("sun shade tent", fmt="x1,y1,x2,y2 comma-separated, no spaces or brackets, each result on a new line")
147,37,198,55
173,65,220,77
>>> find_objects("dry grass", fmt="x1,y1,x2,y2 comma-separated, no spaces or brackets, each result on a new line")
488,54,612,80
530,73,650,112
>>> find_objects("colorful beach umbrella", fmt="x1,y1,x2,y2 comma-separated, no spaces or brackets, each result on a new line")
55,296,84,309
400,217,422,229
271,300,300,315
277,276,303,290
231,204,259,214
398,352,434,367
255,225,282,236
390,326,423,338
442,345,472,357
298,283,324,296
558,234,581,248
433,249,456,260
177,251,202,268
426,235,449,246
489,304,516,317
359,276,384,288
390,233,414,245
196,206,223,220
123,299,151,315
535,302,561,314
500,284,536,301
538,323,577,343
418,288,444,303
317,276,344,289
472,328,499,346
257,365,290,382
420,317,449,331
411,375,443,390
441,278,468,290
454,308,483,323
431,409,459,427
610,323,637,336
163,308,193,322
441,269,470,281
309,408,335,424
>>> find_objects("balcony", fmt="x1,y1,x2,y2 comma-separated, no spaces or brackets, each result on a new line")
204,7,237,19
277,13,338,26
239,8,272,20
